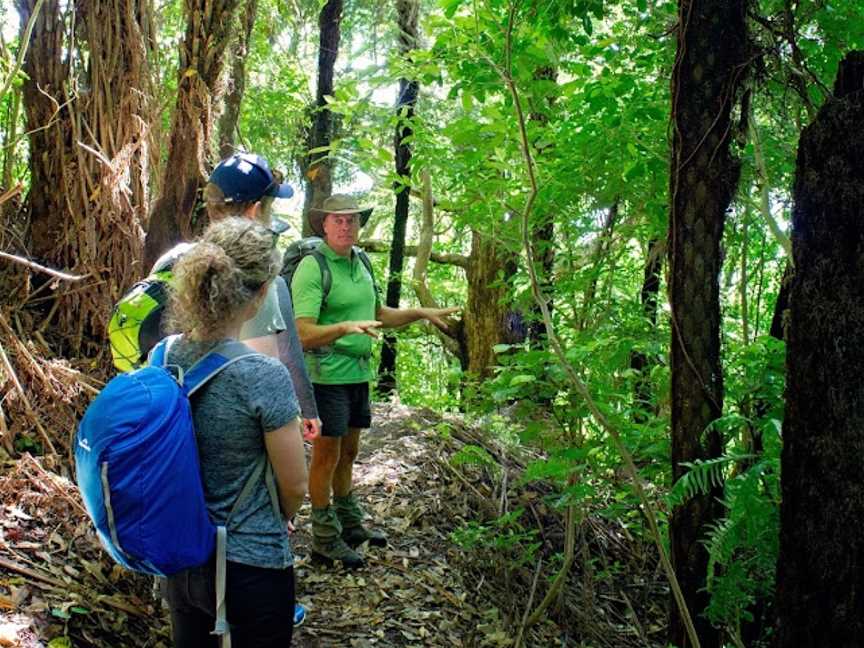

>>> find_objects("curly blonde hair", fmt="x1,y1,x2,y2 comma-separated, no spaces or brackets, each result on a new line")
168,218,280,340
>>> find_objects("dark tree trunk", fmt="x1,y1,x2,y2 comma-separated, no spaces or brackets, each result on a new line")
526,66,557,347
218,0,259,158
668,1,749,646
16,0,154,355
301,0,342,236
378,0,419,396
775,51,864,648
629,237,662,422
143,0,240,269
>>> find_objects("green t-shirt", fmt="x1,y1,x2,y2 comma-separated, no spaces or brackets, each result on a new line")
291,242,380,384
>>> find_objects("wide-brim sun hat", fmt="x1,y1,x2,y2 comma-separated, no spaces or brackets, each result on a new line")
308,194,373,237
209,153,294,204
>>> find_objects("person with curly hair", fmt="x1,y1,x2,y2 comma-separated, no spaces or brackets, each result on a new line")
161,218,306,647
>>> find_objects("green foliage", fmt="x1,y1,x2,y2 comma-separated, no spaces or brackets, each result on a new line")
450,443,501,477
451,506,541,569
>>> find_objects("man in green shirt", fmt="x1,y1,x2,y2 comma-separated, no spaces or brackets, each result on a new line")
292,194,458,568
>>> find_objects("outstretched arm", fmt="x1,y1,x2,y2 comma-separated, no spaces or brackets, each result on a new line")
376,305,461,332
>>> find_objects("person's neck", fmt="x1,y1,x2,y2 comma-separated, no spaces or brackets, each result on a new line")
325,239,353,257
188,317,244,343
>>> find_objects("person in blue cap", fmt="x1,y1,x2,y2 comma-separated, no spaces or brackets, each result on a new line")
203,153,316,628
200,153,321,444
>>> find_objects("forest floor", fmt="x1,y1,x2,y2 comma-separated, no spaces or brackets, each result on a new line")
0,402,668,647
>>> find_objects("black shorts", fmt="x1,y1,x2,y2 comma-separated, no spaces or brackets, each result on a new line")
313,382,372,438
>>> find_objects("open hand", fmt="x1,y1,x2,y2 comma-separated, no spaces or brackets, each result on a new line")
343,320,383,338
422,307,461,333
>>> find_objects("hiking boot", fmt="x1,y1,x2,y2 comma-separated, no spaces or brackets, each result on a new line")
311,505,365,569
334,492,388,548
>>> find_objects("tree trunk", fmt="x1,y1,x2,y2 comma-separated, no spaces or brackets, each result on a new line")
218,0,258,158
17,0,154,356
527,66,556,347
143,0,241,269
463,230,518,378
301,0,342,236
668,1,749,645
630,237,662,422
775,51,864,648
378,0,420,396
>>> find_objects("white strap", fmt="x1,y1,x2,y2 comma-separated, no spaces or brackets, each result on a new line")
211,526,230,647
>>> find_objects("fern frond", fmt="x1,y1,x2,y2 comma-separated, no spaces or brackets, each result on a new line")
668,454,754,507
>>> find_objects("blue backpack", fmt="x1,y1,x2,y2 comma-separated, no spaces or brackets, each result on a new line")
75,337,277,576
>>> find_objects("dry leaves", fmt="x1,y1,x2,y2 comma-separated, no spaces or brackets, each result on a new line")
0,402,666,647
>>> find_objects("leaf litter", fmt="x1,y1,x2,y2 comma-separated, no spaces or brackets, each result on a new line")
1,403,667,647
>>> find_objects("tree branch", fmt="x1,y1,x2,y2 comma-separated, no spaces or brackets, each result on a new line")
359,239,470,268
0,251,87,281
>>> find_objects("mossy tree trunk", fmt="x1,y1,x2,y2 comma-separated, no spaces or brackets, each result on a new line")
667,0,749,645
775,51,864,648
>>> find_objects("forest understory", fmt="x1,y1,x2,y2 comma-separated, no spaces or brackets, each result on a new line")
0,401,666,647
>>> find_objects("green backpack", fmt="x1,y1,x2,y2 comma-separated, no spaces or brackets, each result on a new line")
108,243,194,372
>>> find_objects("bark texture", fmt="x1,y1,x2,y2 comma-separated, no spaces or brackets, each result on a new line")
668,1,749,645
775,51,864,648
143,0,240,268
217,0,258,158
463,230,517,377
629,237,662,421
301,0,343,236
16,0,153,355
378,0,420,396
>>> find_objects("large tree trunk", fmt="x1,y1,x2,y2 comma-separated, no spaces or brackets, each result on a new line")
17,0,154,356
667,0,749,645
143,0,240,269
217,0,258,158
301,0,342,236
775,51,864,648
378,0,420,396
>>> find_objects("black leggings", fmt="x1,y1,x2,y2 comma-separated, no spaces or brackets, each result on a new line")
165,560,294,648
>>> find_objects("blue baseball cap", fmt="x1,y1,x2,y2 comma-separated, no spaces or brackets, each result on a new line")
209,153,294,203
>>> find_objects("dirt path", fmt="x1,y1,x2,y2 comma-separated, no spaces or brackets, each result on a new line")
291,403,506,647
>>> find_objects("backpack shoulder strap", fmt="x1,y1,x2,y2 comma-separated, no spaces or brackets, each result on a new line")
183,340,260,396
311,248,332,306
148,334,180,368
355,247,378,294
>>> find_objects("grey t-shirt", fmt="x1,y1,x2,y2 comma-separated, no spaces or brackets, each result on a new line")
239,281,286,340
167,339,300,569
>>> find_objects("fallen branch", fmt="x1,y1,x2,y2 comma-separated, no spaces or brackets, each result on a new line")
514,556,543,648
0,335,57,455
0,251,88,282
